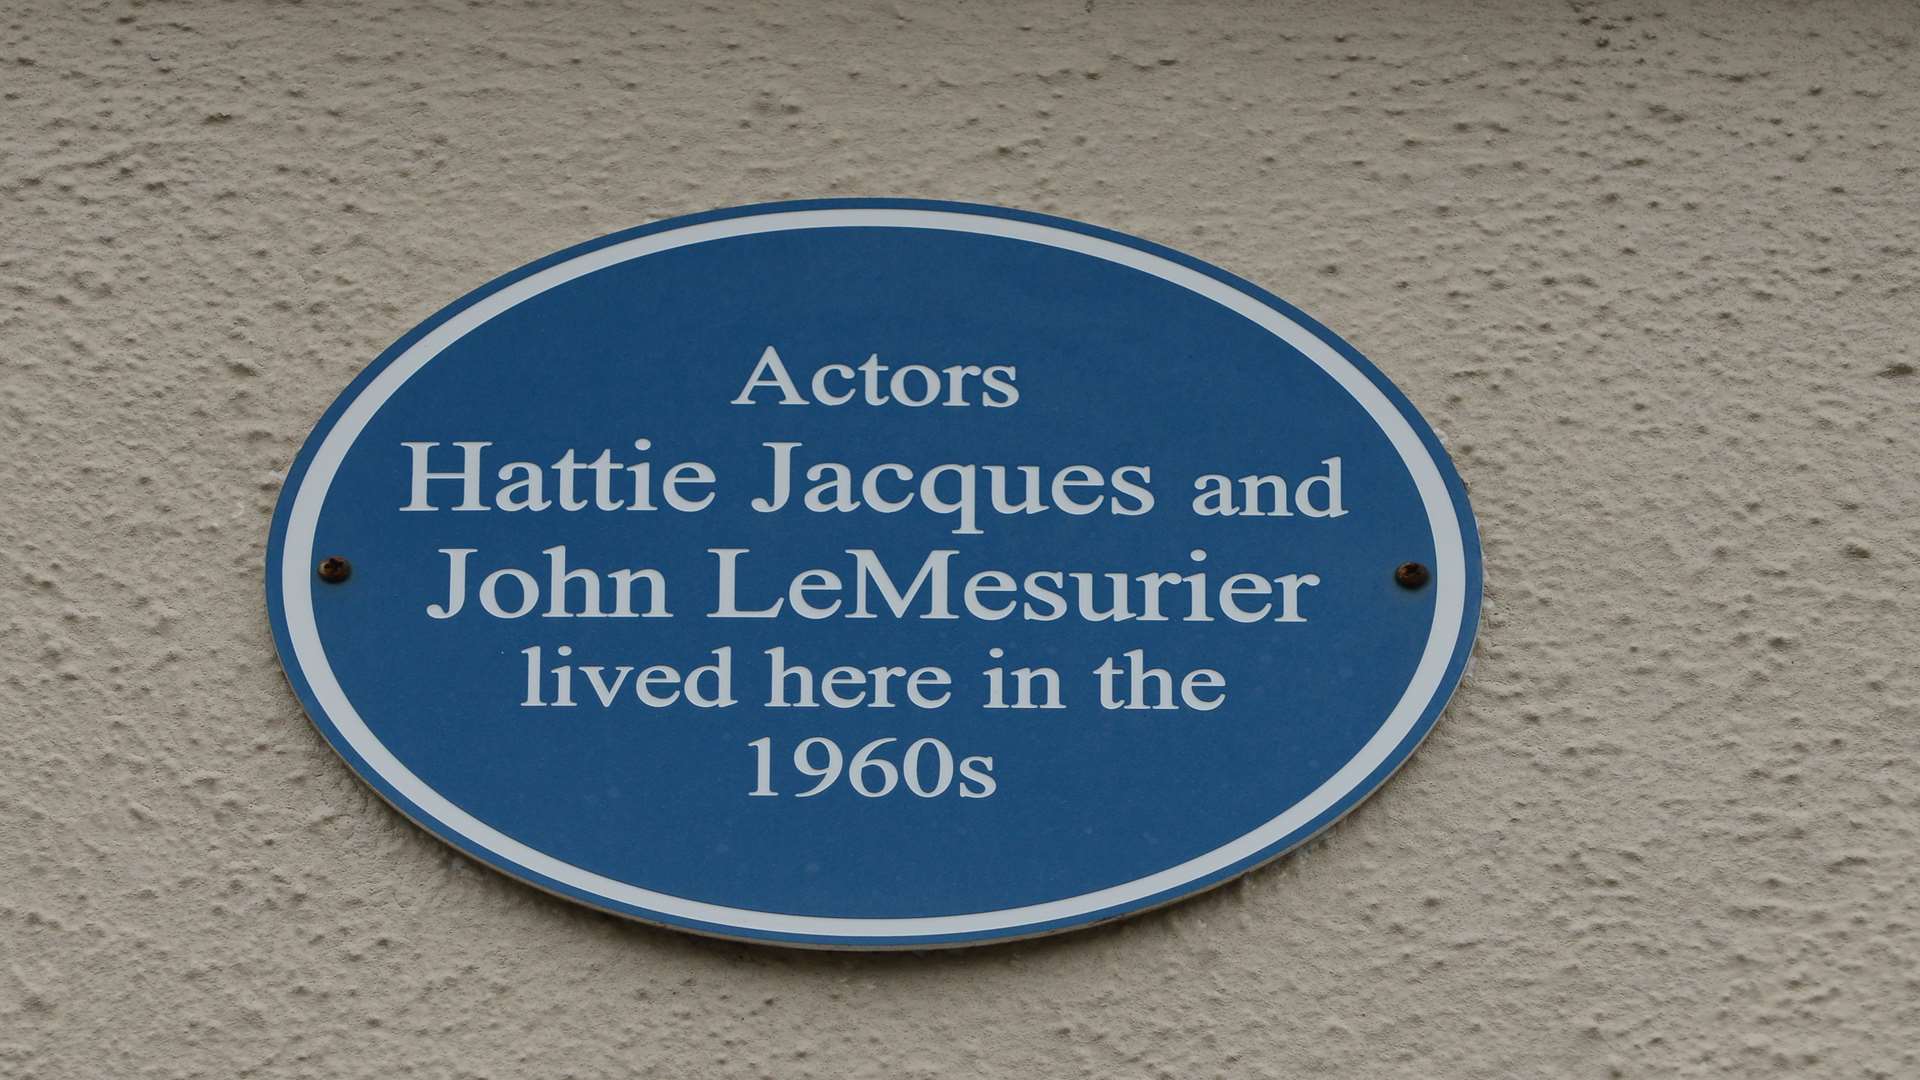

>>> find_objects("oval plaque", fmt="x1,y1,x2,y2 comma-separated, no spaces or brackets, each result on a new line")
266,200,1481,948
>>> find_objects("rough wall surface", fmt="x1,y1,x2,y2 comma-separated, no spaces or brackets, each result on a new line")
3,0,1917,1076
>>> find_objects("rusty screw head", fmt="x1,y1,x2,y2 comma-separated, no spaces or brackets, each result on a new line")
1394,561,1430,590
316,556,352,584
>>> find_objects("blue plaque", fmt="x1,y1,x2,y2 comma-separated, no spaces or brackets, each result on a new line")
266,199,1482,948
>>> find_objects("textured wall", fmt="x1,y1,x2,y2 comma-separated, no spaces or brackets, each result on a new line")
4,0,1917,1076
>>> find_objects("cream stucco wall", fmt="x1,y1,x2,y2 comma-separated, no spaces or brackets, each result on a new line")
4,1,1917,1076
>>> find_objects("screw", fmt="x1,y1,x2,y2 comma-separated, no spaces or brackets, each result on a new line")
317,556,352,584
1394,562,1430,590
